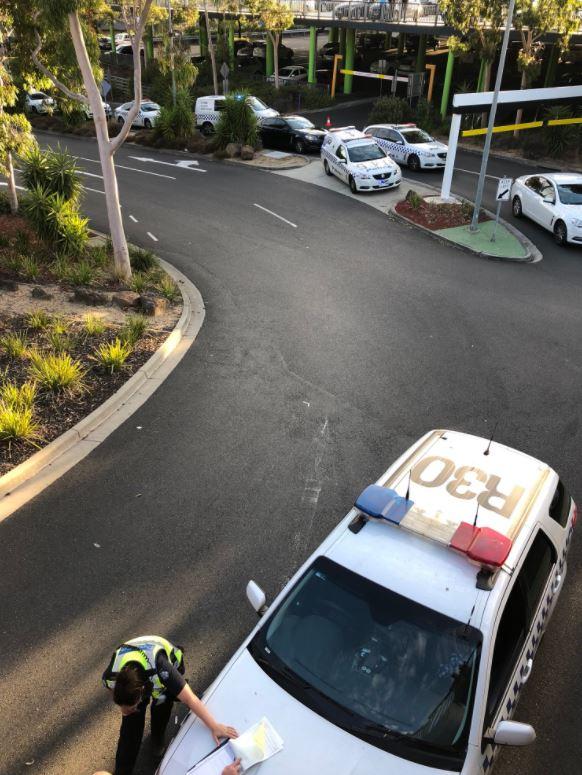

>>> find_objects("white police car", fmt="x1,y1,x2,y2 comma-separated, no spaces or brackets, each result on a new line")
321,127,401,194
364,123,448,171
158,429,575,775
510,172,582,246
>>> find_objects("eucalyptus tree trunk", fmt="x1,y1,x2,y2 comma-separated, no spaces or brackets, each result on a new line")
271,32,280,89
480,60,492,128
6,151,18,213
204,5,219,94
514,69,529,138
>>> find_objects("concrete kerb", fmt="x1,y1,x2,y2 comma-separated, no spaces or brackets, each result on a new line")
0,257,205,525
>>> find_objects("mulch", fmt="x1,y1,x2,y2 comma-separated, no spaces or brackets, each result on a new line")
0,313,172,476
396,198,490,231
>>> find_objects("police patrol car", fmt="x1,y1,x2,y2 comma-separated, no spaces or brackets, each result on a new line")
364,123,448,171
320,127,401,194
158,429,575,775
195,95,279,135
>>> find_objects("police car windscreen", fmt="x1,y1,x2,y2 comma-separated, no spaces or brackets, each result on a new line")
248,557,481,770
347,143,386,163
402,129,433,143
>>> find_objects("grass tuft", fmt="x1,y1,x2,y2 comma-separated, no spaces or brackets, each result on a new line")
83,314,106,336
93,338,132,372
21,256,40,281
28,351,86,394
0,381,37,411
0,404,40,444
157,276,180,303
129,245,158,273
130,271,148,294
0,331,29,359
67,260,97,286
26,310,52,330
120,314,148,346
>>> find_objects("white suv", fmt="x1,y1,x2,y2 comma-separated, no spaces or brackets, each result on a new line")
159,429,575,775
320,127,401,194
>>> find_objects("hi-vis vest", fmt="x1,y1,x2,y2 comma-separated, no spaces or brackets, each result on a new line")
102,635,184,701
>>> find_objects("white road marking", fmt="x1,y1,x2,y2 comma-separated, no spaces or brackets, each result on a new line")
79,170,103,179
147,231,158,242
84,186,106,195
455,168,501,181
0,181,25,191
253,203,298,228
129,215,138,223
77,156,176,179
128,155,206,173
176,160,199,168
3,178,104,195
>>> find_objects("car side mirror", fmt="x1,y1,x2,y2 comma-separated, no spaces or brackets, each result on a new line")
338,157,347,163
493,720,536,747
543,195,555,204
246,580,267,615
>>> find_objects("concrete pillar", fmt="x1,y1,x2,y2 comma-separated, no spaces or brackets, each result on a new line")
440,49,454,119
329,27,338,44
398,33,405,55
415,34,426,72
308,26,317,84
544,44,559,87
199,22,208,58
228,21,235,69
441,112,461,200
339,27,346,59
266,35,274,76
343,28,355,95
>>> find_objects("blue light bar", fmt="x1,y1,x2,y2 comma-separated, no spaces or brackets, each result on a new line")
355,485,412,525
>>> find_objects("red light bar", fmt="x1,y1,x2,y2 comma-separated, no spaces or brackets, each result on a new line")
450,522,512,569
572,503,578,527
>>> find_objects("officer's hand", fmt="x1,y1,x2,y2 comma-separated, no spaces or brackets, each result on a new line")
222,759,241,775
211,722,238,744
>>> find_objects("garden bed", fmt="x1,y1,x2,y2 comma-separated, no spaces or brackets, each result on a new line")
395,193,490,231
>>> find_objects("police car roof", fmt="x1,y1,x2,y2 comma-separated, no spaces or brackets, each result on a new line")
328,127,366,142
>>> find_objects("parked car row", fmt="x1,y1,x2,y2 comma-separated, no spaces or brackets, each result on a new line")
24,91,111,119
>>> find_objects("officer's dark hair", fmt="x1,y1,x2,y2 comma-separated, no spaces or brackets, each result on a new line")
113,663,147,707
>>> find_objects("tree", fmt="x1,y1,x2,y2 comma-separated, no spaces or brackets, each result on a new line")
513,0,580,135
202,0,219,94
438,0,506,125
10,0,154,280
0,8,36,213
250,0,294,89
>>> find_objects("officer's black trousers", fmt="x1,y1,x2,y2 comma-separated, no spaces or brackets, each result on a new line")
114,696,174,775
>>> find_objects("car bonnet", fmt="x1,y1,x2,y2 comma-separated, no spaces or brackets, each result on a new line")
158,649,455,775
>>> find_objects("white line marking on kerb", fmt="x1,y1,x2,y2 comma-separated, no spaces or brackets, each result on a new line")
253,203,297,228
147,232,158,242
78,157,176,180
129,215,138,223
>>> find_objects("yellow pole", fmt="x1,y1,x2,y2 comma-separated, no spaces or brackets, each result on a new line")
331,53,343,99
424,64,436,102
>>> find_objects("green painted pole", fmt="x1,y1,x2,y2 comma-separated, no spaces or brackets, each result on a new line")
415,34,426,72
343,28,355,95
544,44,559,87
477,57,486,91
145,25,154,64
109,20,116,52
339,27,346,59
266,35,274,77
329,27,338,44
308,26,317,84
440,49,455,119
199,23,208,58
398,33,405,55
228,21,235,69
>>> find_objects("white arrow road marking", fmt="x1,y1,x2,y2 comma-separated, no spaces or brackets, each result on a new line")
147,232,158,242
175,160,199,168
77,156,175,179
254,203,297,228
128,156,206,173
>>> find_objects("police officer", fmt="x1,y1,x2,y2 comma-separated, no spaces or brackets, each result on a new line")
103,635,238,774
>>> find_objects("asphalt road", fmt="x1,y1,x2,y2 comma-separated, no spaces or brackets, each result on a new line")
1,133,581,775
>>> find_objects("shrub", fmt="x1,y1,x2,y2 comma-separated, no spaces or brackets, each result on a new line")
23,185,89,256
0,381,37,411
405,189,423,209
28,351,86,393
130,271,148,293
20,144,82,202
129,244,158,272
26,310,52,330
0,332,28,359
0,404,40,444
368,96,412,126
83,314,106,336
157,275,180,302
413,98,437,133
68,260,96,286
20,256,40,281
15,229,30,252
88,244,110,268
542,105,578,159
120,314,148,345
0,191,11,214
94,338,132,372
154,90,194,144
215,93,258,149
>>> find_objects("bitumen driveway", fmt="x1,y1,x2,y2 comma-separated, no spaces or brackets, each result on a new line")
1,134,581,775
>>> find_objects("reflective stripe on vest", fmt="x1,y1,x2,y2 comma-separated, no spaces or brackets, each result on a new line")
103,635,183,700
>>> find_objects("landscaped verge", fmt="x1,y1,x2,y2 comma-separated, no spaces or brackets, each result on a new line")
393,190,534,262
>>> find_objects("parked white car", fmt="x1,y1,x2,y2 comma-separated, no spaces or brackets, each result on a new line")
83,100,112,119
364,123,448,170
266,66,308,84
158,429,576,775
114,100,160,128
24,91,55,114
195,94,279,135
321,126,401,193
511,172,582,246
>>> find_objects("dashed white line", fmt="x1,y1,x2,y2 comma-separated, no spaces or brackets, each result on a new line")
129,215,138,223
253,203,297,228
79,170,103,180
455,168,501,181
147,231,158,242
77,157,176,179
83,186,105,196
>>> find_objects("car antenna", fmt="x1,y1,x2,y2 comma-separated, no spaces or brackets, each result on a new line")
483,419,499,456
404,469,412,502
473,500,480,528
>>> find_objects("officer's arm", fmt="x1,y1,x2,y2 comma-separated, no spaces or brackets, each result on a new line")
176,683,238,744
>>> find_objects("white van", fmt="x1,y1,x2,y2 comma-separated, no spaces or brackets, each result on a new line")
195,95,279,135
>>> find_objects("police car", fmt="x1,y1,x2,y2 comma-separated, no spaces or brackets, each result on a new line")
158,429,575,775
320,127,401,194
364,123,448,171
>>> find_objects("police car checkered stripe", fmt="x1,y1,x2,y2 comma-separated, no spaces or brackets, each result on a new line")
481,521,574,772
197,112,219,122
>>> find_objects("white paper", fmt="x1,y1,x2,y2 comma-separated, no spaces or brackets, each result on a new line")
230,717,284,771
187,742,235,775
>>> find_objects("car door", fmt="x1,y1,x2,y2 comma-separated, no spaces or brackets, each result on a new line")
521,176,542,221
385,128,406,163
260,118,276,148
481,528,558,772
535,177,558,230
334,143,349,182
268,118,288,149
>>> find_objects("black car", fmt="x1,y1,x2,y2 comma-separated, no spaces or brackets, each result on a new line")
260,115,327,154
